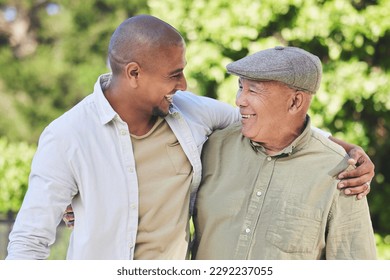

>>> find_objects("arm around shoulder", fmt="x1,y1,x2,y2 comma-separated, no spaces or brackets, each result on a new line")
175,91,240,130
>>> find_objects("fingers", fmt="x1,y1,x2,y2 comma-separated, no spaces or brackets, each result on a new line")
337,172,373,189
63,212,75,222
338,159,374,180
337,146,374,200
337,154,374,200
347,158,357,166
63,215,75,229
357,183,371,200
338,181,371,200
63,204,75,229
64,220,75,228
65,204,73,212
347,147,361,162
338,150,375,186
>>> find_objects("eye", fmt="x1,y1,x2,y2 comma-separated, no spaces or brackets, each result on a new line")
171,72,183,79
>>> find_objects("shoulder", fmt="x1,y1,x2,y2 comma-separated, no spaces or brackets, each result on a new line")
308,130,351,176
311,126,331,138
209,122,242,140
203,122,243,150
44,94,95,139
201,122,244,166
310,129,347,158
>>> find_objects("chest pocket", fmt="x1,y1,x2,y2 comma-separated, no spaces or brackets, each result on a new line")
166,141,192,175
265,203,323,253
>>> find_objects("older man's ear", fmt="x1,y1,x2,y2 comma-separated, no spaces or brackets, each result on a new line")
289,90,312,114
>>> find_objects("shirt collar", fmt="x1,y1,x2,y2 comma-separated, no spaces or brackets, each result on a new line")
94,73,121,125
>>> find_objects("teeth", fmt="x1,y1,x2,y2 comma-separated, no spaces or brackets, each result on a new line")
242,114,255,119
165,94,174,103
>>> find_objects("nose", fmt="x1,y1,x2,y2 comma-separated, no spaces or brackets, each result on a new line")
177,74,187,91
235,89,247,107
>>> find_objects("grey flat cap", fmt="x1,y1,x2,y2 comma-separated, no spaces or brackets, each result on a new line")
226,46,322,93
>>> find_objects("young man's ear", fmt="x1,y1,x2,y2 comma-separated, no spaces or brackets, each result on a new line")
125,62,140,87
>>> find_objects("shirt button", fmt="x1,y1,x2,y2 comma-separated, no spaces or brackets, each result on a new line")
267,156,272,161
245,228,251,234
130,204,137,209
256,191,262,197
120,129,127,135
128,167,135,173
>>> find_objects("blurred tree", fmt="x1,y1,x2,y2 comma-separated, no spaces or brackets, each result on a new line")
0,137,35,213
0,0,149,142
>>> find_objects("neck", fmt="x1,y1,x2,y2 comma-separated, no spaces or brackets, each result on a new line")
261,133,299,156
259,117,307,156
104,82,158,136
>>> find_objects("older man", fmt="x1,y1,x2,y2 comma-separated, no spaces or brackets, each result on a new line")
193,46,377,259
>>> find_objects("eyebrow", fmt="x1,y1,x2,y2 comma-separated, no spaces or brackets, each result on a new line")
167,61,187,76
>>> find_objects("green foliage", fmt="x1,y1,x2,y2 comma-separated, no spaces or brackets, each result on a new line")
375,234,390,260
0,0,149,142
0,137,36,213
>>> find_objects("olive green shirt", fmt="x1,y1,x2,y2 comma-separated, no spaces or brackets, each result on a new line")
193,119,376,260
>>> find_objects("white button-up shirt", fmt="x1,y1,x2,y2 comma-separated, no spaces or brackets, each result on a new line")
6,74,240,260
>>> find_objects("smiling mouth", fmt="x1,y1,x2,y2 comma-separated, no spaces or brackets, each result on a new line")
165,94,174,104
241,114,256,119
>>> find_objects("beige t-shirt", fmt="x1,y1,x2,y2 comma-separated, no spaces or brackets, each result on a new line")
132,117,193,259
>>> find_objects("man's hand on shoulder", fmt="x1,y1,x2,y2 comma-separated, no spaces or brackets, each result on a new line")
338,146,375,200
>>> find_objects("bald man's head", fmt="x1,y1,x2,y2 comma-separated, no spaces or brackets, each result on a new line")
108,15,185,75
